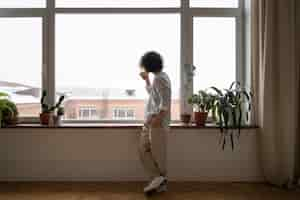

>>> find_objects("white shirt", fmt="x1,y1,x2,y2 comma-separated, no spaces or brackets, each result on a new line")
145,71,171,128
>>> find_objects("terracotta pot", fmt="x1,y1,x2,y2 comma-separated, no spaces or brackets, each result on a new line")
180,114,191,124
194,112,208,127
6,116,18,126
1,116,18,127
40,112,51,125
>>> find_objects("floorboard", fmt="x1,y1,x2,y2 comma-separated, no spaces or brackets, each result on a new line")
0,182,299,200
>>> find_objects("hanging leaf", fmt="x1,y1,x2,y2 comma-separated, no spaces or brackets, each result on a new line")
230,133,234,151
222,136,226,150
238,104,242,138
229,81,241,90
241,91,251,101
210,86,223,96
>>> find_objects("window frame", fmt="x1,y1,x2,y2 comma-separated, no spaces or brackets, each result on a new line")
112,107,136,120
78,106,98,120
0,0,246,124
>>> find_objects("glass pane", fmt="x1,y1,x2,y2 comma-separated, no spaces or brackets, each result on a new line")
56,0,180,8
127,110,134,118
0,0,45,8
193,17,236,92
190,0,238,8
0,18,42,117
56,14,180,121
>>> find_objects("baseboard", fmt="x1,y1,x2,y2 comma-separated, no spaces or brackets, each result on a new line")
0,160,263,182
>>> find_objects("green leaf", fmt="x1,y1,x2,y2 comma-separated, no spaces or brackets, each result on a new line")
222,137,226,150
238,105,242,138
210,86,223,96
229,81,241,90
0,92,8,97
230,133,234,151
241,91,250,101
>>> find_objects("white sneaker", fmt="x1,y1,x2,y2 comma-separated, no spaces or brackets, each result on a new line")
144,176,167,194
156,183,167,193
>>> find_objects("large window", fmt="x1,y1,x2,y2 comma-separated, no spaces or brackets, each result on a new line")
0,0,245,123
0,18,42,117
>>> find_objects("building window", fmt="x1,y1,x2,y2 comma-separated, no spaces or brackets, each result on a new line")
0,0,245,123
79,106,98,120
113,108,135,120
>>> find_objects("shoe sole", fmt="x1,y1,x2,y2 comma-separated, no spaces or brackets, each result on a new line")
145,180,167,196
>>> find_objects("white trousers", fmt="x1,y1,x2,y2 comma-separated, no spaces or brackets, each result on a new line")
138,127,167,179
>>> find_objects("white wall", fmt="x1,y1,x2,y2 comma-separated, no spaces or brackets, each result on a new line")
0,128,262,181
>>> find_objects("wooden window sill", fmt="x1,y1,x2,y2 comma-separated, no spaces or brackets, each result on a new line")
3,123,258,129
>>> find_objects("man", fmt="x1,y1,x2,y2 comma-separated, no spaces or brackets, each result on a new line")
138,51,171,195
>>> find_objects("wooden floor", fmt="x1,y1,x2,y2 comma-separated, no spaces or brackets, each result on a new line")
0,182,299,200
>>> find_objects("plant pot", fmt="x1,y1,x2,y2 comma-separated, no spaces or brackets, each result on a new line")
6,116,18,126
40,112,51,125
2,114,18,127
180,114,191,124
194,112,208,127
54,115,63,127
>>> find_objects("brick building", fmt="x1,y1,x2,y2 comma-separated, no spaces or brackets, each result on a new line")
1,81,180,121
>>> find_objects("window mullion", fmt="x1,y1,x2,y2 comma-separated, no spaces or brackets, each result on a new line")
237,0,245,86
180,0,193,116
46,0,55,107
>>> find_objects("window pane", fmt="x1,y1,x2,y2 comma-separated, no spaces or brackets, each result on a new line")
0,18,42,117
56,14,180,121
0,0,45,8
190,0,238,8
193,17,236,92
56,0,180,8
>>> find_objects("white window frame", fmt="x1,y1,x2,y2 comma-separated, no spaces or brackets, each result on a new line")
0,0,246,123
112,107,136,120
78,106,98,120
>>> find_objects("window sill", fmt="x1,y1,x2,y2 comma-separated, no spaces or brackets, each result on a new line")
3,123,258,129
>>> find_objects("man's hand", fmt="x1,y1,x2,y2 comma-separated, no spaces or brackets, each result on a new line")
139,72,149,81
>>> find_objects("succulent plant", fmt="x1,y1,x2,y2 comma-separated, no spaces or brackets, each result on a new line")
0,92,18,128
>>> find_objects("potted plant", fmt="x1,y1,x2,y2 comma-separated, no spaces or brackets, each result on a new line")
210,82,252,150
180,113,192,125
0,92,18,128
40,90,65,125
188,90,215,127
55,107,64,126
